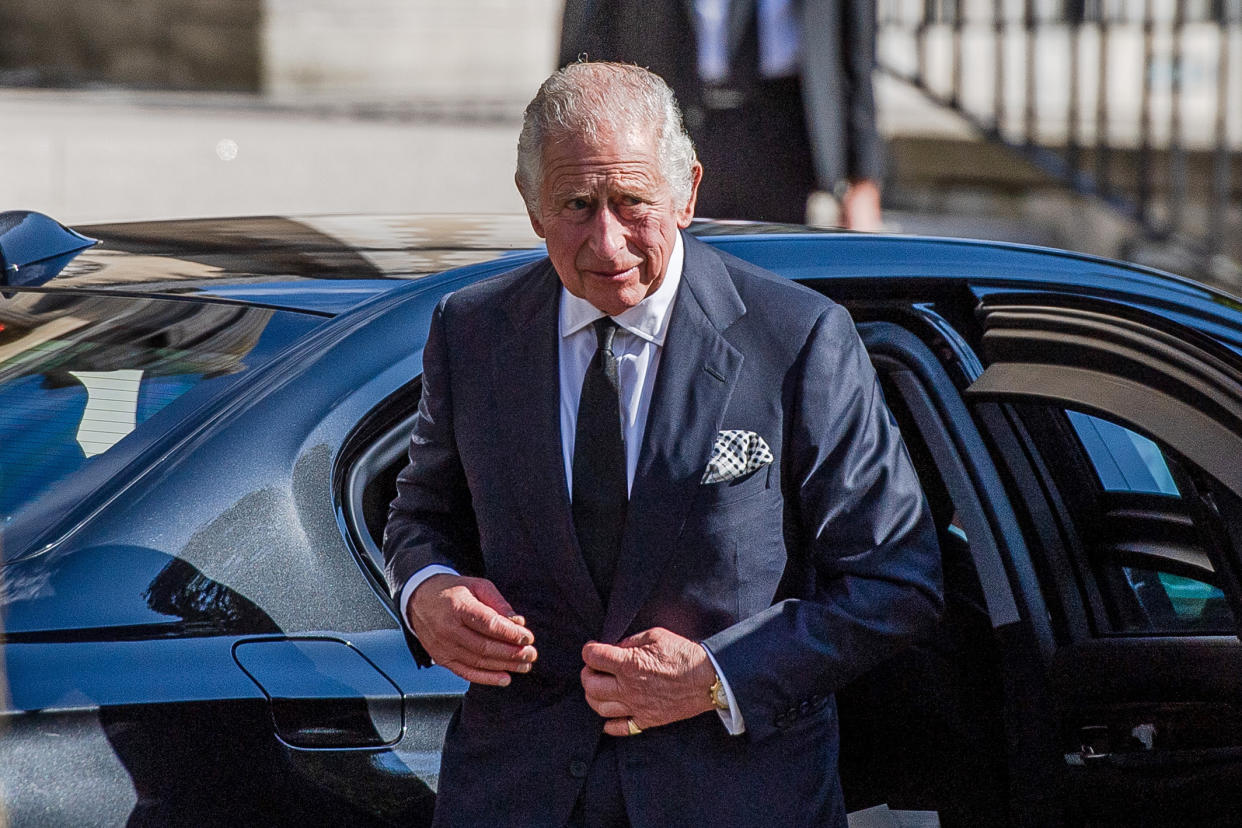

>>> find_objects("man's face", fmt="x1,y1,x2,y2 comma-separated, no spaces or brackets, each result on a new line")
526,127,701,316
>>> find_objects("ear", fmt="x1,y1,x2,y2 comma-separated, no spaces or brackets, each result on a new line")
527,210,547,239
675,162,703,229
516,173,547,238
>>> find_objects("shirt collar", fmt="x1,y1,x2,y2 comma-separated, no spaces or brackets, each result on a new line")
559,232,684,347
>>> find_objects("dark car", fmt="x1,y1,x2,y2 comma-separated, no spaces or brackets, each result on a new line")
4,210,1242,826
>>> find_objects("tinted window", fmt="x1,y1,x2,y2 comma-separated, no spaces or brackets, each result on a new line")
0,292,322,527
1067,410,1179,496
1058,409,1233,634
1000,404,1235,636
1121,567,1233,633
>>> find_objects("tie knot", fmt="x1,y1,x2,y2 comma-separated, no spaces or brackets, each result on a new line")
592,317,618,353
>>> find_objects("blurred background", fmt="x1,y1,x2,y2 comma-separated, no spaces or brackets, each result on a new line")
0,0,1239,288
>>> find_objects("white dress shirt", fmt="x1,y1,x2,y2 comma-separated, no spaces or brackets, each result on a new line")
400,233,744,734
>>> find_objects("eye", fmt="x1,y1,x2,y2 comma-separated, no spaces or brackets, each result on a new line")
565,197,591,211
611,195,648,219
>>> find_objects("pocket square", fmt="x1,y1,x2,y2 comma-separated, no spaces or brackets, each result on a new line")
701,430,774,484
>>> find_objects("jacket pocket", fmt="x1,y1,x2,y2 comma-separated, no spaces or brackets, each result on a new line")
693,462,773,508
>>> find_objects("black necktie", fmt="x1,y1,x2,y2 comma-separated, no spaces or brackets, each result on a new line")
572,318,628,600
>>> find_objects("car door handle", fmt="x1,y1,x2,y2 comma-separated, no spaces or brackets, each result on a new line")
1065,725,1115,765
233,637,403,749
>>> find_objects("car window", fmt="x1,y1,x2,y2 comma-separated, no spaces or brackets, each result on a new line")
339,388,421,580
1066,410,1179,496
1061,410,1232,632
0,292,323,528
1121,567,1233,633
1010,405,1237,636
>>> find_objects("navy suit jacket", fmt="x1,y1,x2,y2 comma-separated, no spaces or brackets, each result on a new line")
383,233,940,827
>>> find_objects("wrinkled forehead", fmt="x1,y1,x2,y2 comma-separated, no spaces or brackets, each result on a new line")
545,120,660,164
545,119,659,158
540,130,668,196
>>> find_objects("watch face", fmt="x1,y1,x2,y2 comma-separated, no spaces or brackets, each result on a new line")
710,678,729,710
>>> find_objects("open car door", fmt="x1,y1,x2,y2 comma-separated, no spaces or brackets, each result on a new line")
964,292,1242,825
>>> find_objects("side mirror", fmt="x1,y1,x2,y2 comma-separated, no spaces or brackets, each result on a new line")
0,211,97,287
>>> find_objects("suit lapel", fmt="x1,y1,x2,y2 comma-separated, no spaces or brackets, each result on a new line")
602,235,746,642
496,261,605,630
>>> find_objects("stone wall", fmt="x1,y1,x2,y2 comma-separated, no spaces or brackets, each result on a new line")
0,0,561,101
262,0,561,104
0,0,261,90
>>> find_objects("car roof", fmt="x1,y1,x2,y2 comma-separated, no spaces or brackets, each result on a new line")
50,214,546,314
703,233,1242,352
14,212,1242,340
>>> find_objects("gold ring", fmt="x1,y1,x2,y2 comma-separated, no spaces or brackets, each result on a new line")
626,718,642,736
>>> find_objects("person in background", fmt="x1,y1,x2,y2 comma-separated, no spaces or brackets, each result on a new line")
560,0,885,229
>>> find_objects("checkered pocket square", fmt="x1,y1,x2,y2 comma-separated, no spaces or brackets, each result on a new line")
701,430,774,484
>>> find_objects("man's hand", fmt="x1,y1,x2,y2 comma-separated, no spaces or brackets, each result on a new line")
406,574,537,686
580,627,717,736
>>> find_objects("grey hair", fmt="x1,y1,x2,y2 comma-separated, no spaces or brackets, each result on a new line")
516,61,697,214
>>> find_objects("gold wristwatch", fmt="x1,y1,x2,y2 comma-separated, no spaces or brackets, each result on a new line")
709,673,729,711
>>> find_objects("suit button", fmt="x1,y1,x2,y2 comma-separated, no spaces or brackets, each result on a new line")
569,760,589,778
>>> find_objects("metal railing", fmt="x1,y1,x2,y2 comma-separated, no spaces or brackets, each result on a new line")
878,0,1241,275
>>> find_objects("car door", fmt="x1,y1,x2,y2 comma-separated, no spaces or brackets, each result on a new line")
0,289,458,827
836,317,1042,825
963,291,1242,825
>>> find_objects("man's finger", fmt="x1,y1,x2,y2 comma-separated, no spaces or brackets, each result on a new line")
441,661,518,687
475,635,538,664
440,647,534,674
615,628,658,648
440,627,537,669
458,597,535,646
603,717,637,738
470,578,519,621
580,665,620,699
592,700,629,718
581,640,630,674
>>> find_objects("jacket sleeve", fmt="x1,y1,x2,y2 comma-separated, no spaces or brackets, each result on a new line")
703,303,942,742
382,295,482,665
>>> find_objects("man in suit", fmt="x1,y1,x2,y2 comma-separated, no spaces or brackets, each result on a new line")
559,0,884,229
383,62,939,827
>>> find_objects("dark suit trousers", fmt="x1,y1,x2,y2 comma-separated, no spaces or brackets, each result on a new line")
691,76,817,225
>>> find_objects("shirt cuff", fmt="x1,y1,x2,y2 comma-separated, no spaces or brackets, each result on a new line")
701,643,746,735
398,565,460,634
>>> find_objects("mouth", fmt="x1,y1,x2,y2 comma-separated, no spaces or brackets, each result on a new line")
583,264,640,280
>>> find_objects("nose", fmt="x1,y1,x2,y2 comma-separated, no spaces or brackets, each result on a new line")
587,204,626,260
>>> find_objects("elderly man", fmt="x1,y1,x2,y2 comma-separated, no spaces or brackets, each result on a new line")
383,62,940,827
